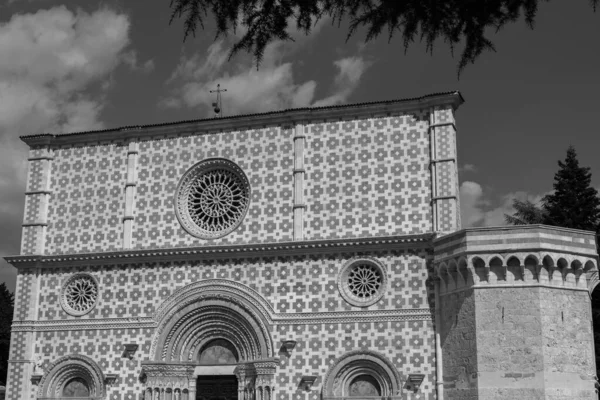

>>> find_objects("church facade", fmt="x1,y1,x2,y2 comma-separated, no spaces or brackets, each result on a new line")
5,91,599,400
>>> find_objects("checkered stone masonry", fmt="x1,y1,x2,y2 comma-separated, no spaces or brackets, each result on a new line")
34,328,151,400
31,108,463,255
14,270,34,321
21,147,53,255
37,250,431,320
31,249,436,399
131,127,295,249
7,268,39,399
20,227,43,256
11,95,466,399
45,145,127,255
31,321,436,400
304,112,432,240
272,320,435,400
431,106,459,233
6,361,25,400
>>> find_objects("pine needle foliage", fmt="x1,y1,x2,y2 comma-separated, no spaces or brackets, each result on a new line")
504,199,547,225
543,146,600,232
169,0,598,76
504,146,600,233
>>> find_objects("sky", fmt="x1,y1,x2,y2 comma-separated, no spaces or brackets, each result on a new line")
0,1,599,291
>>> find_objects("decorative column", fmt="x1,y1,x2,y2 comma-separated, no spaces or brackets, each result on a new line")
292,123,306,240
21,146,53,255
6,264,42,400
141,363,195,400
428,107,460,234
8,143,51,399
123,141,138,249
254,360,277,400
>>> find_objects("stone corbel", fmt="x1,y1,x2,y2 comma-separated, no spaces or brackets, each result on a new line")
105,374,119,385
280,340,296,356
299,375,317,391
122,343,139,360
31,374,42,385
405,374,425,392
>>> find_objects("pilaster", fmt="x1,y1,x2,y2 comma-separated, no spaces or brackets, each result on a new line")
123,141,138,249
6,266,42,400
293,123,306,240
429,107,460,234
21,147,53,255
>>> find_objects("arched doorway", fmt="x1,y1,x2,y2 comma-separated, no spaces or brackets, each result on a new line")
62,378,90,397
37,354,106,399
197,340,239,400
143,280,277,400
322,351,402,399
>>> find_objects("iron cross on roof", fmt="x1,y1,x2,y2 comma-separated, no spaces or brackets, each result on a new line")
210,84,227,118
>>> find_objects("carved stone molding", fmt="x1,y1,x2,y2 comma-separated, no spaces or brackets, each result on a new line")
5,233,434,268
11,308,433,333
322,350,402,398
142,362,195,399
38,354,105,399
153,279,275,324
150,281,274,363
235,360,278,400
434,251,598,295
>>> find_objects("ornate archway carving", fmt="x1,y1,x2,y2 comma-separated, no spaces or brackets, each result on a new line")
37,354,105,399
150,279,274,362
144,280,277,400
322,351,402,399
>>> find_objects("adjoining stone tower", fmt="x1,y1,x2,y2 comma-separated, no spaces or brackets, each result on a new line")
433,225,598,400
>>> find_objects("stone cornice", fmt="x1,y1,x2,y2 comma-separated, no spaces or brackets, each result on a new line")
20,92,463,148
10,308,433,332
4,233,435,268
434,223,599,240
433,224,599,262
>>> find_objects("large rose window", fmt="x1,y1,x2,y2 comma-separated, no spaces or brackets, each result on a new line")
175,159,250,239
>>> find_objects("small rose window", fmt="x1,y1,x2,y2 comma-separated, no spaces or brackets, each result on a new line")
338,258,387,307
61,274,99,316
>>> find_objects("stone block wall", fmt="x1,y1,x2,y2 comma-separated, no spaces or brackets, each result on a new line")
434,225,599,400
439,289,478,399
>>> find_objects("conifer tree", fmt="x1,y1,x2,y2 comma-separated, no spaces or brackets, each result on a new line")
0,283,13,385
543,146,600,232
169,0,598,75
504,199,547,225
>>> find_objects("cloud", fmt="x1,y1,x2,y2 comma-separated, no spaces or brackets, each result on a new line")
122,50,155,73
459,163,477,173
161,18,372,116
0,6,135,290
312,56,372,107
460,181,546,228
160,49,320,115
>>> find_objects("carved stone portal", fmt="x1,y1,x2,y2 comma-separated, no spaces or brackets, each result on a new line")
141,360,277,400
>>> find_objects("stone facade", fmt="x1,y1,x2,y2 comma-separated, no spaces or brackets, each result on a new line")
4,91,598,400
